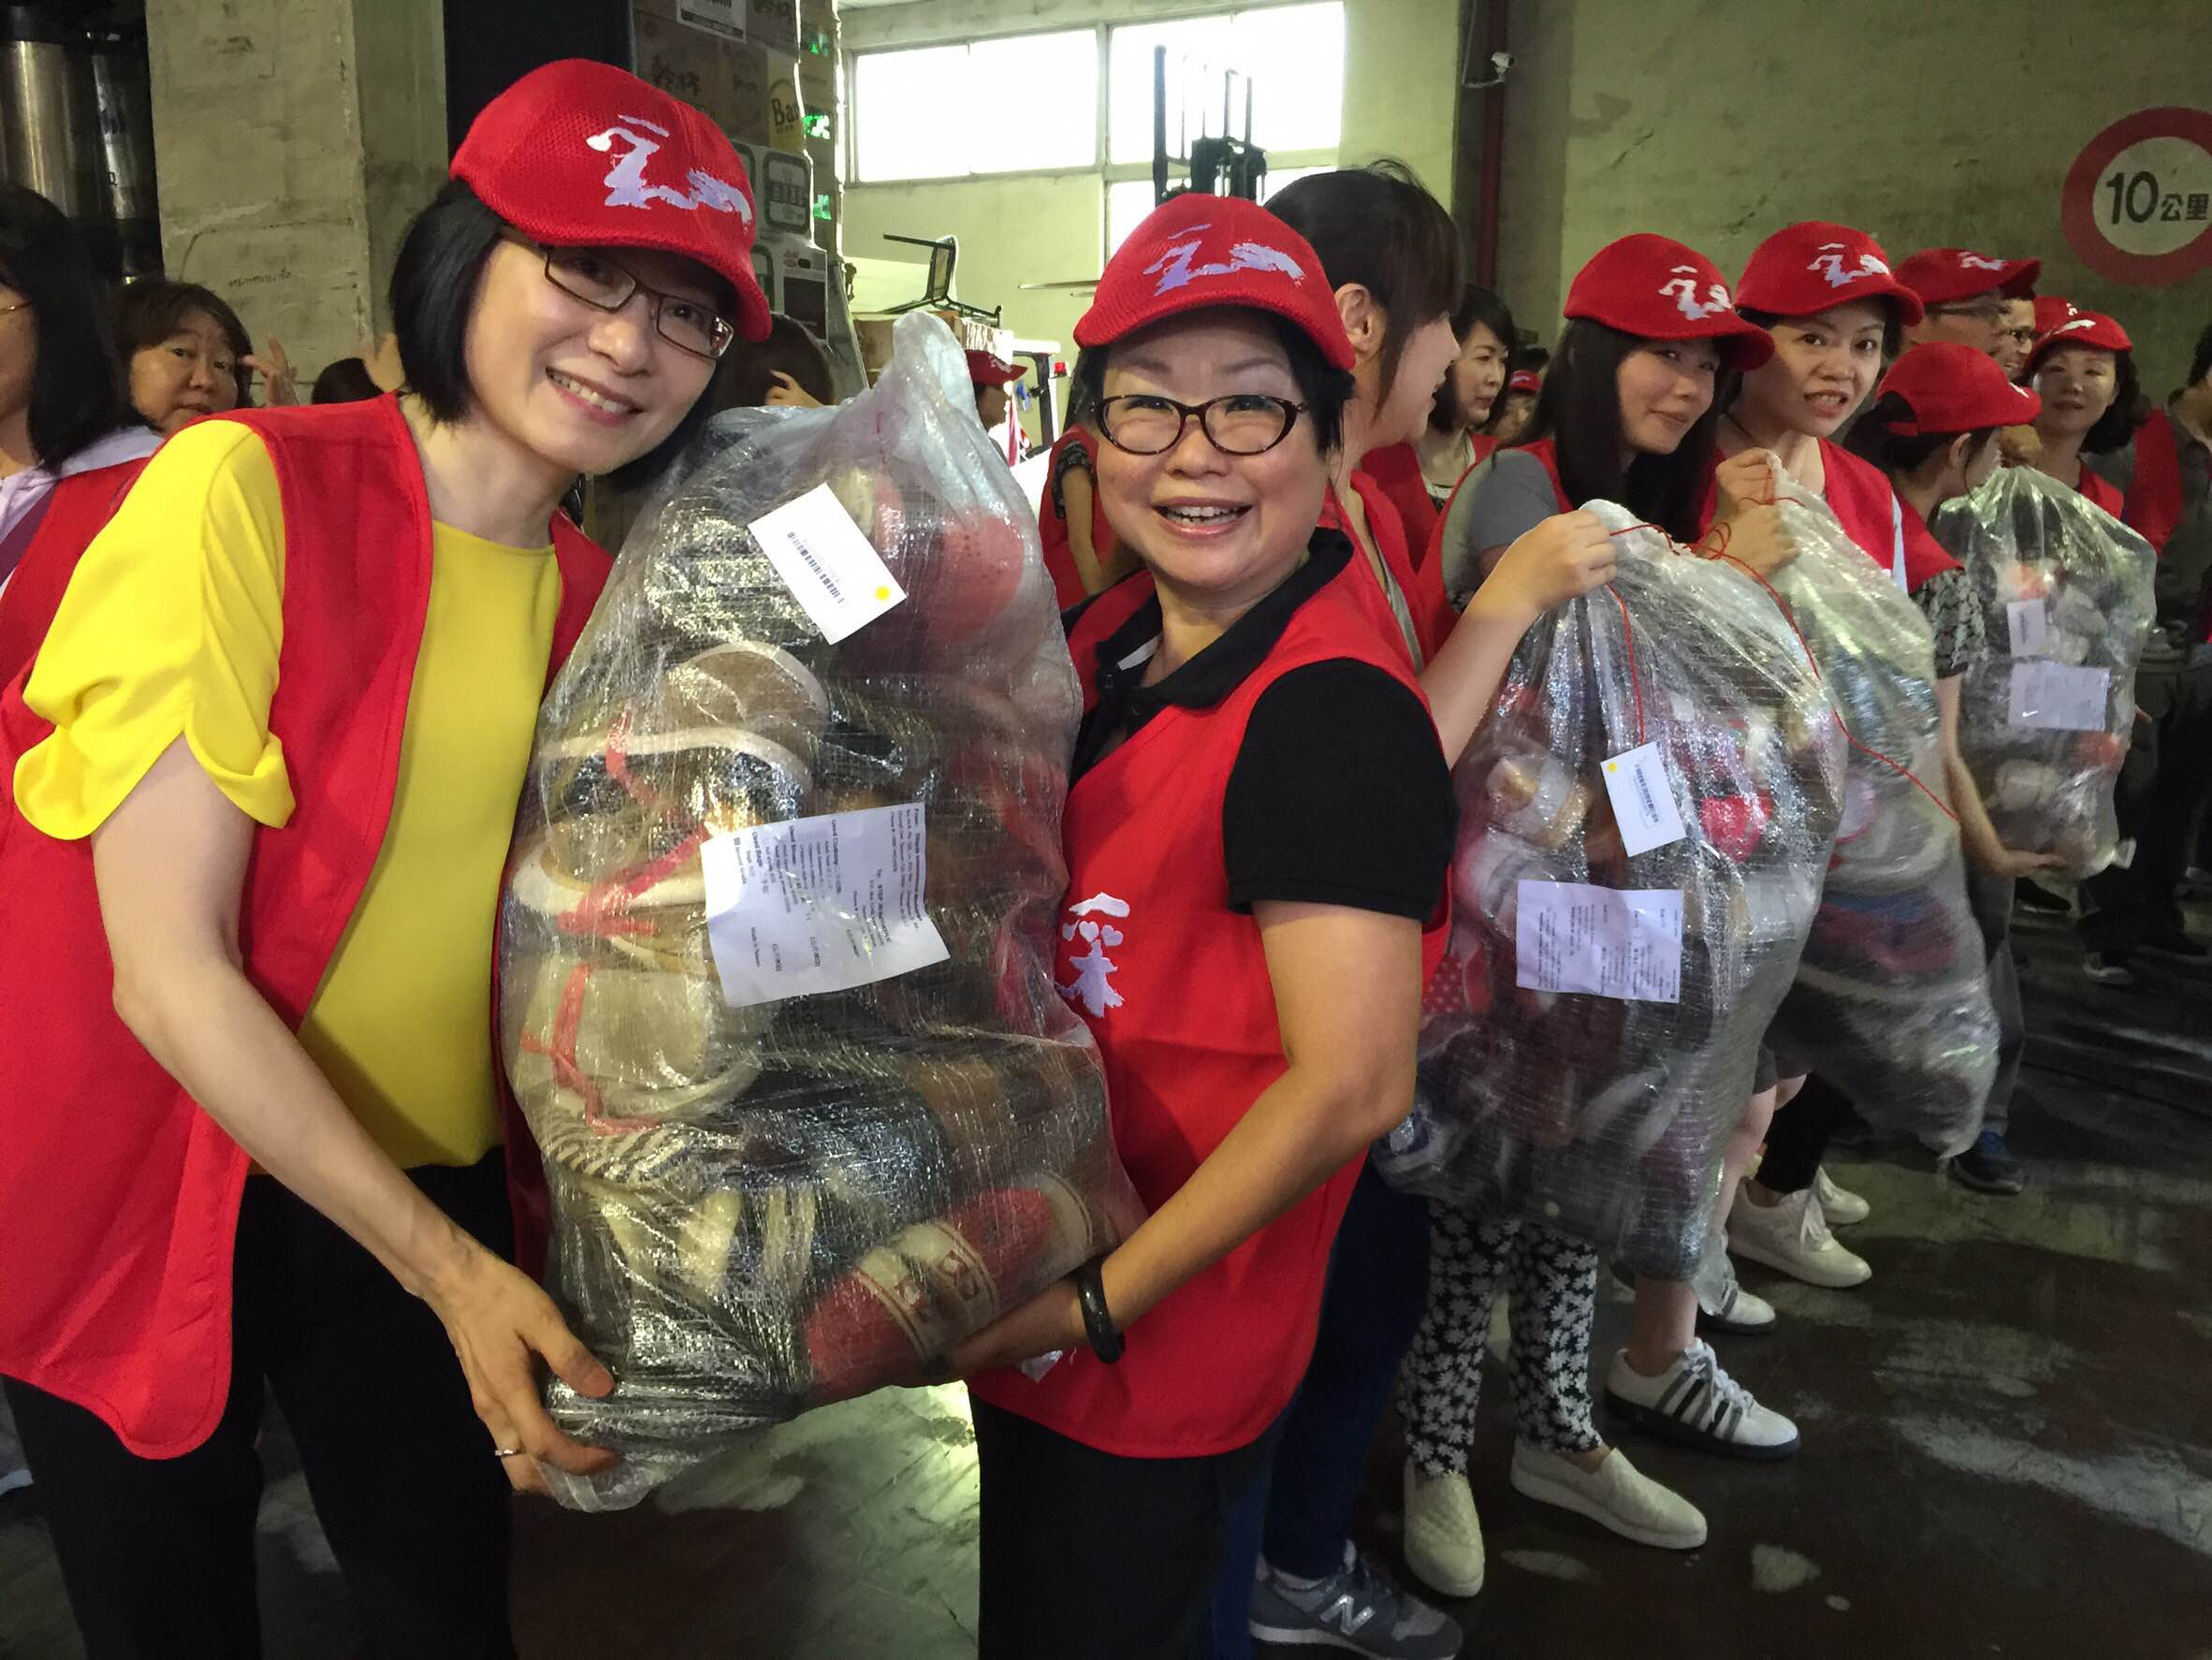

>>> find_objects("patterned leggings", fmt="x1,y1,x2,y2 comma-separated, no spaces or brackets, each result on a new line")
1397,1205,1602,1476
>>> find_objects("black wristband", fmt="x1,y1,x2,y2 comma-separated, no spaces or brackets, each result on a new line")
1072,1258,1124,1364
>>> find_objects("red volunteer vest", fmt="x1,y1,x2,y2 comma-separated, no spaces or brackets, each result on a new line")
1324,470,1452,672
2076,464,2124,517
1039,426,1113,611
0,395,607,1456
0,460,152,686
1360,441,1441,568
2120,408,2186,555
968,574,1448,1456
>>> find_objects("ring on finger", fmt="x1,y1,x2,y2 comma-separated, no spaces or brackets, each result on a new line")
492,1446,525,1459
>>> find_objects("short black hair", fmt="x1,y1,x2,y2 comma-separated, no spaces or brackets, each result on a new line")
1068,311,1356,457
116,277,255,406
709,313,835,410
1840,390,2000,475
0,184,136,466
2082,348,2148,455
389,179,719,492
1267,161,1463,399
1433,284,1519,436
1520,318,1734,544
312,357,384,404
2187,321,2212,390
1737,302,1904,364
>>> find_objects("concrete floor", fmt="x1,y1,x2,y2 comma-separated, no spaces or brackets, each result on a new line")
4,907,2207,1659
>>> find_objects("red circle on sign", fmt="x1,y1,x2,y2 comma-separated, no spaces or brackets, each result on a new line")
2062,107,2212,284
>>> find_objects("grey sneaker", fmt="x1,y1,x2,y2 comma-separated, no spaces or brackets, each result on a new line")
1248,1543,1464,1657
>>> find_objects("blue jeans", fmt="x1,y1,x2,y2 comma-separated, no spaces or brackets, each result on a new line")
1209,1160,1433,1657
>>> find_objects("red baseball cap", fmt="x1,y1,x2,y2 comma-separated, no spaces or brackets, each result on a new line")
1876,342,2043,434
966,350,1026,386
2031,295,2080,334
1735,221,1924,327
2029,309,2133,371
1563,235,1774,369
1075,192,1355,371
1506,369,1543,394
1895,247,2041,307
452,59,771,342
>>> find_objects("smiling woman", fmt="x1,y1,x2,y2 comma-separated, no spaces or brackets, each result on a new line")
115,278,255,433
0,59,769,1660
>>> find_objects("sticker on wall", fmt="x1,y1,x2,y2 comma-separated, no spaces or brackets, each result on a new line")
2061,108,2212,285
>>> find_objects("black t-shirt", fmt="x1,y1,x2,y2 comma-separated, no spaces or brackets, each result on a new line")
1070,531,1454,923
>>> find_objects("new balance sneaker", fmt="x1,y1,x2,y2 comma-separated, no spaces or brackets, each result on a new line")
1402,1462,1484,1599
1812,1165,1870,1227
1948,1129,2025,1196
1249,1545,1463,1657
2083,951,2137,985
1507,1442,1707,1550
1728,1186,1872,1289
1604,1341,1800,1461
1692,1231,1776,1334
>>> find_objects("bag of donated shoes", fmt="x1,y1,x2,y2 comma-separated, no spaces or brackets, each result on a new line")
1376,502,1843,1279
1754,488,1997,1153
500,313,1140,1509
1933,466,2155,878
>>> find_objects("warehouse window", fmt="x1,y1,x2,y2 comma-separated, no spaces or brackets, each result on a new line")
1105,6,1346,166
852,29,1099,182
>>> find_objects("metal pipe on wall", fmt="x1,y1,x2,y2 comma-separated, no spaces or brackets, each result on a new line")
1473,0,1507,289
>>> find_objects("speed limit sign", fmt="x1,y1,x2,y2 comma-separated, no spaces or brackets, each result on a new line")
2062,108,2212,284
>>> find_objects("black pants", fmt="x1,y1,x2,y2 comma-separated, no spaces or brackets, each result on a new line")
972,1397,1275,1660
5,1155,517,1660
2081,659,2212,955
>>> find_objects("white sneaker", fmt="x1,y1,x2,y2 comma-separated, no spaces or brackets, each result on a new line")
1508,1442,1707,1550
1402,1460,1485,1598
1728,1184,1871,1288
1604,1341,1800,1461
1692,1231,1776,1333
1813,1166,1870,1227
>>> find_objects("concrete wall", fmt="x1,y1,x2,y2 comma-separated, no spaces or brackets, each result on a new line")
1492,0,2212,387
146,0,447,389
841,0,1463,352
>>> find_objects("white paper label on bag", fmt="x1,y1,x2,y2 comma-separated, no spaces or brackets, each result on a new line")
1515,881,1682,1003
2006,599,2052,658
1599,743,1687,856
701,802,949,1009
749,484,907,643
2007,661,2110,732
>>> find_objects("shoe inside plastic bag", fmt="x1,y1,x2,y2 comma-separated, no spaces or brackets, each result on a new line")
500,312,1142,1509
1376,502,1844,1279
1931,466,2156,878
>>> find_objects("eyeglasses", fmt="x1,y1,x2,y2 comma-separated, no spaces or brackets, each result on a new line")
520,239,736,361
1098,393,1308,457
1999,327,2037,348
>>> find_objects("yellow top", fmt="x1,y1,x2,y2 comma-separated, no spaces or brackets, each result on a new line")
16,418,563,1169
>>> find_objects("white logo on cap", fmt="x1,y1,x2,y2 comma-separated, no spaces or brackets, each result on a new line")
1660,265,1734,321
587,114,753,225
1143,225,1306,297
2052,315,2099,337
1958,252,2007,271
1810,241,1892,288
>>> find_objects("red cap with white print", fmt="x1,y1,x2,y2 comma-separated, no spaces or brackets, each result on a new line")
2032,295,2080,335
2029,309,2132,371
1075,192,1355,371
1877,342,2043,434
1735,221,1925,327
451,58,771,342
966,350,1026,386
1895,247,2041,307
1506,369,1543,394
1562,234,1775,369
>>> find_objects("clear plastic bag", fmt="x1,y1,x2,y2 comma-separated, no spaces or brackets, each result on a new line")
500,313,1140,1509
1377,504,1843,1278
1754,489,1996,1152
1933,466,2156,877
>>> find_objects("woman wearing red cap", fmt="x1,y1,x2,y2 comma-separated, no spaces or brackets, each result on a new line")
1841,342,2061,1196
946,190,1602,1660
1398,237,1798,1607
0,61,765,1654
2027,310,2147,514
1704,221,1926,1294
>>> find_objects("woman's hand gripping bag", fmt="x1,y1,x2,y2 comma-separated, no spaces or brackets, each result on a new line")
1376,502,1843,1278
1933,466,2155,877
1752,488,1997,1155
500,313,1142,1509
